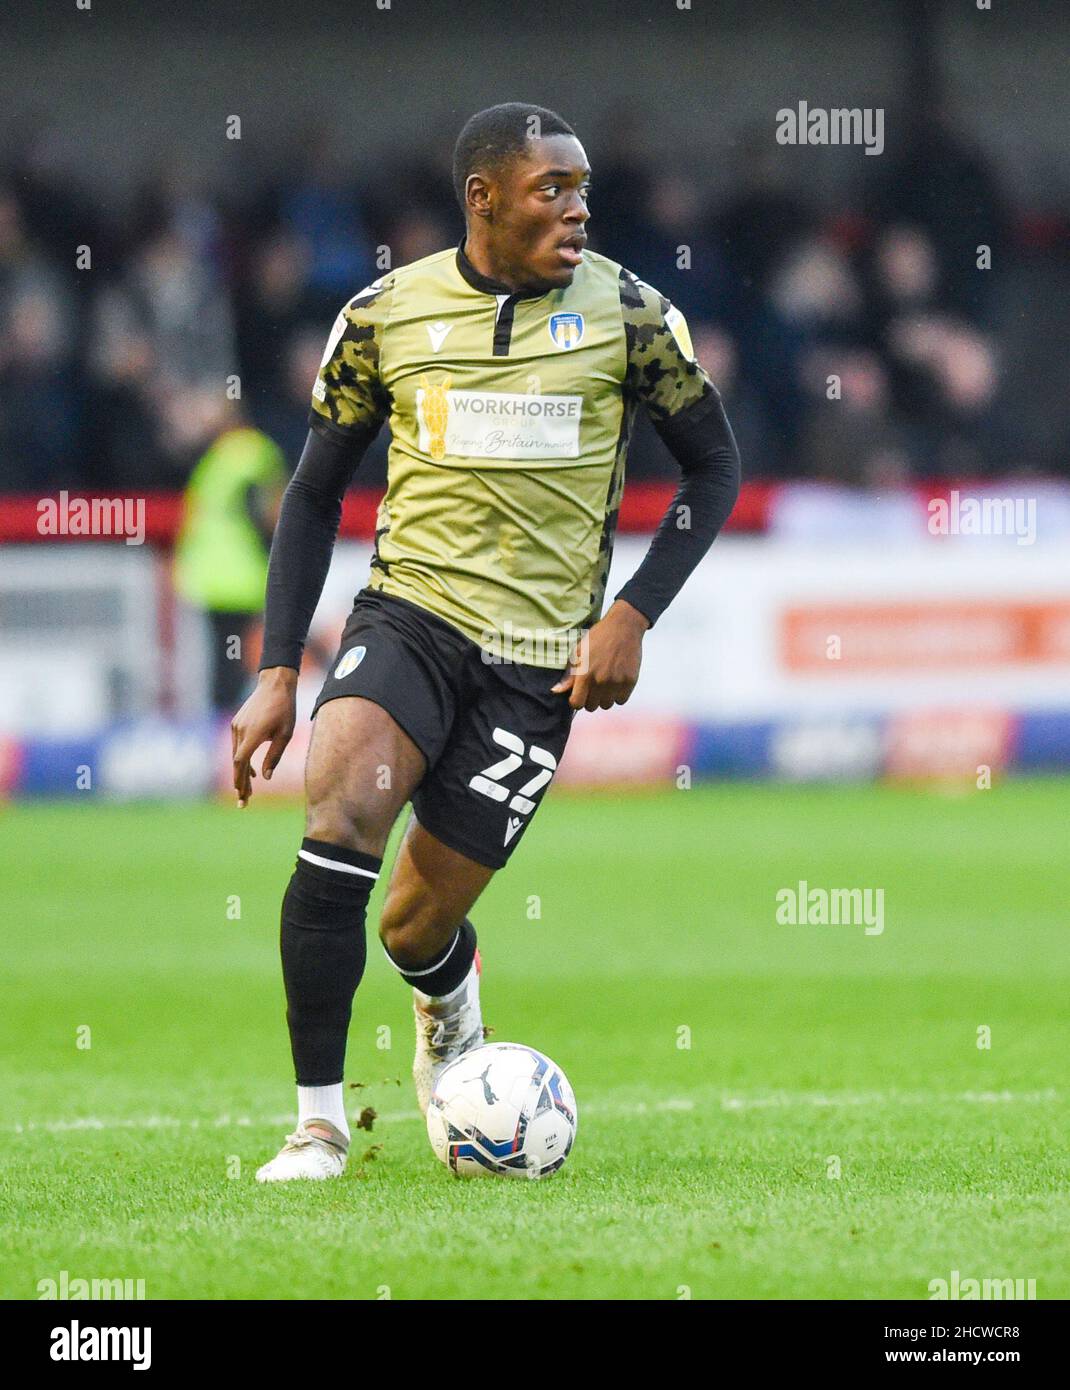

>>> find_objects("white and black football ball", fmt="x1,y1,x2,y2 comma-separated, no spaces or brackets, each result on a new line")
426,1042,577,1179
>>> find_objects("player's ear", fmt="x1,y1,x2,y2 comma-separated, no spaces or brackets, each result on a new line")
466,172,492,220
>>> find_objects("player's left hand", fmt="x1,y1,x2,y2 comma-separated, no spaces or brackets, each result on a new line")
551,600,650,711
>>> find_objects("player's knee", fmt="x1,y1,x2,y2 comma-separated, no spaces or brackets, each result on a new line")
378,892,455,968
305,791,391,857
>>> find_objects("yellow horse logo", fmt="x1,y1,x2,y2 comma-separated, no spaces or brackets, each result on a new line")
419,374,451,460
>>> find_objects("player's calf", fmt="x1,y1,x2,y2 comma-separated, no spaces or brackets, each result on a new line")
258,697,425,1183
382,916,485,1113
259,837,382,1181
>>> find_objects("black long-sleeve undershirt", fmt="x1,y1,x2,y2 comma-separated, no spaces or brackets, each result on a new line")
614,386,741,627
258,420,376,671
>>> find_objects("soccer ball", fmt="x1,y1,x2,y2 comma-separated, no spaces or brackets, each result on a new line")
426,1042,577,1178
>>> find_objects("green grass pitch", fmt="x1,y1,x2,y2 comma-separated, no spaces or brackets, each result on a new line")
2,778,1067,1300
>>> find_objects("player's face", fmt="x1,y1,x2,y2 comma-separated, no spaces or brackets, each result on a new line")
493,135,591,292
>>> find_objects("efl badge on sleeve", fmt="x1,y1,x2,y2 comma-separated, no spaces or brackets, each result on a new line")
665,305,696,362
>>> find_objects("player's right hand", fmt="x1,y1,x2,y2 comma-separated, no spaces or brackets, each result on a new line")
231,667,299,808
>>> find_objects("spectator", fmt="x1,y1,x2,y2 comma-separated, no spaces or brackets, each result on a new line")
0,113,1060,492
234,230,315,426
173,398,286,712
0,285,82,490
627,172,732,323
798,348,913,486
274,127,376,317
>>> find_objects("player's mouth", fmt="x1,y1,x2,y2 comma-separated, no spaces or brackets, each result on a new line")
556,235,586,267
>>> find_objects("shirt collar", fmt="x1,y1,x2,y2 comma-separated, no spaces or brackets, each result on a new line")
455,237,547,300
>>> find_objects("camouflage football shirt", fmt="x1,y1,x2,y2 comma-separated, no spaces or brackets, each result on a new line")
309,241,713,668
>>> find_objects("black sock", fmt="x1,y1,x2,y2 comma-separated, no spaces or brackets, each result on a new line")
386,918,478,997
280,838,382,1086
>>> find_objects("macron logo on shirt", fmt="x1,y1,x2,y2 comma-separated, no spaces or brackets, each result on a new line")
427,321,454,353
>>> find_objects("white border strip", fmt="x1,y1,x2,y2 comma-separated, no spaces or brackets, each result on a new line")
298,849,378,880
383,931,459,977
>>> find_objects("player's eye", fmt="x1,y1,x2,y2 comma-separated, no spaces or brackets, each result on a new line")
543,184,560,197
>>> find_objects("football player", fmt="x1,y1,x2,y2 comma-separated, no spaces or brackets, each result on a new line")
231,103,740,1180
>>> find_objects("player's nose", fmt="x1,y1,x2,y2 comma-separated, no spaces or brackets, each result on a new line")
563,190,589,224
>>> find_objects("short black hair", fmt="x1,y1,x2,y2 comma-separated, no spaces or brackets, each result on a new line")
452,103,576,213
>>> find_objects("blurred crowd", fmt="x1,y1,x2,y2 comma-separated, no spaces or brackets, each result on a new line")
2,105,1067,493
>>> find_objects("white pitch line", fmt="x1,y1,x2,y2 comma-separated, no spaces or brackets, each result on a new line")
2,1089,1058,1135
718,1088,1060,1111
5,1112,421,1135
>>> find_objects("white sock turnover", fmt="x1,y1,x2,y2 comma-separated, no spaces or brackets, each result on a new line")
297,1084,350,1144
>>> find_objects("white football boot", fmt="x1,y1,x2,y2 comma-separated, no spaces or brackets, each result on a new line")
255,1120,348,1183
412,949,484,1114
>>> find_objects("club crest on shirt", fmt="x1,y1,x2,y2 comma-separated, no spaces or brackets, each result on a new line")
334,646,366,679
548,312,584,350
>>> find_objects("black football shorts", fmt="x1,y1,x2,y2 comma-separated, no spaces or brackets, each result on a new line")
311,588,577,869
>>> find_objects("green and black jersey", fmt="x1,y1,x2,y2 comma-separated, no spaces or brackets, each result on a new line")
308,242,716,664
260,241,740,673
